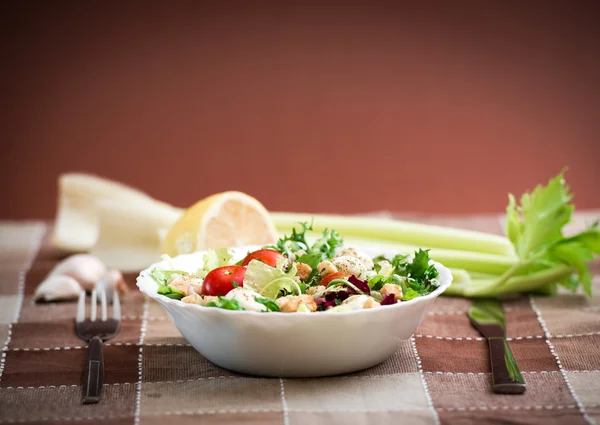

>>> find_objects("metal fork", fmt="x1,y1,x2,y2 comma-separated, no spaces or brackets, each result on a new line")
75,283,121,404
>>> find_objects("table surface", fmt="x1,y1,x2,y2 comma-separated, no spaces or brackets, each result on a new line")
1,213,599,425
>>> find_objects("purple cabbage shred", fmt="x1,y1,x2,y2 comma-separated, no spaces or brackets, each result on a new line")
380,293,397,305
316,276,373,310
348,276,370,295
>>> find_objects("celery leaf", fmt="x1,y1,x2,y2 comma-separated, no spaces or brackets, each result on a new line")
503,171,599,296
507,172,573,259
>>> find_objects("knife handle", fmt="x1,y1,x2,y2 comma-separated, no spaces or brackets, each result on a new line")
488,337,526,394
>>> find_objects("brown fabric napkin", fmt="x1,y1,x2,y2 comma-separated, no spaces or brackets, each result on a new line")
0,215,599,425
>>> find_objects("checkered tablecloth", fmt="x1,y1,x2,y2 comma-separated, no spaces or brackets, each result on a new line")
1,214,599,425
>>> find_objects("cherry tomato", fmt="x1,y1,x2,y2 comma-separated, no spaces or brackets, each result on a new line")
320,272,351,287
202,266,246,296
241,249,285,268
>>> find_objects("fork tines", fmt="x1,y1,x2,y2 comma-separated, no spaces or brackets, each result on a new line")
76,284,121,323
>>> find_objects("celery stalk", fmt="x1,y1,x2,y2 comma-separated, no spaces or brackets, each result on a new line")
449,268,472,284
270,212,515,256
337,236,517,274
446,268,560,297
449,268,471,282
429,249,516,274
462,271,502,280
442,281,472,297
529,284,559,296
462,265,573,297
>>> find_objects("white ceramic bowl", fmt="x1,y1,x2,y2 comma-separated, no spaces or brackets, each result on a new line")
137,245,452,377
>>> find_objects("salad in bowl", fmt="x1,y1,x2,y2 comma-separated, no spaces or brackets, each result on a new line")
149,222,445,312
137,222,452,377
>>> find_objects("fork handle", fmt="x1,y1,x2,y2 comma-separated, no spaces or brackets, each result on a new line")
83,336,104,404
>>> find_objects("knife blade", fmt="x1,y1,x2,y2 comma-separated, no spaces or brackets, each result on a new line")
468,299,526,394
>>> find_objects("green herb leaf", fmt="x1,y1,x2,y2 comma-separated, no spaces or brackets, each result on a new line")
372,254,410,273
270,221,343,262
370,252,437,297
310,228,344,259
406,249,439,283
254,297,280,312
297,282,307,294
269,221,314,254
402,288,421,301
205,296,245,311
297,253,322,269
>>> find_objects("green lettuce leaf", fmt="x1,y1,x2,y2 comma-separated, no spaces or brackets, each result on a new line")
157,285,185,300
151,268,186,300
297,303,311,313
197,248,233,278
150,268,187,286
258,277,297,300
377,261,394,278
243,259,298,299
367,274,385,290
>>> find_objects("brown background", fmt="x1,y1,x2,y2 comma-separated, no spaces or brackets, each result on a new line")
1,1,599,219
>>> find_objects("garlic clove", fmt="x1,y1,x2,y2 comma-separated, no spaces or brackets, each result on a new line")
34,275,82,302
47,254,108,291
105,269,128,294
34,253,131,304
97,269,128,303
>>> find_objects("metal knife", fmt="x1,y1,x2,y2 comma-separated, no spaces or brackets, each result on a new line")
468,299,526,394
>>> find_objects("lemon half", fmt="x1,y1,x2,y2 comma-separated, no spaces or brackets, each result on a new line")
161,191,278,257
